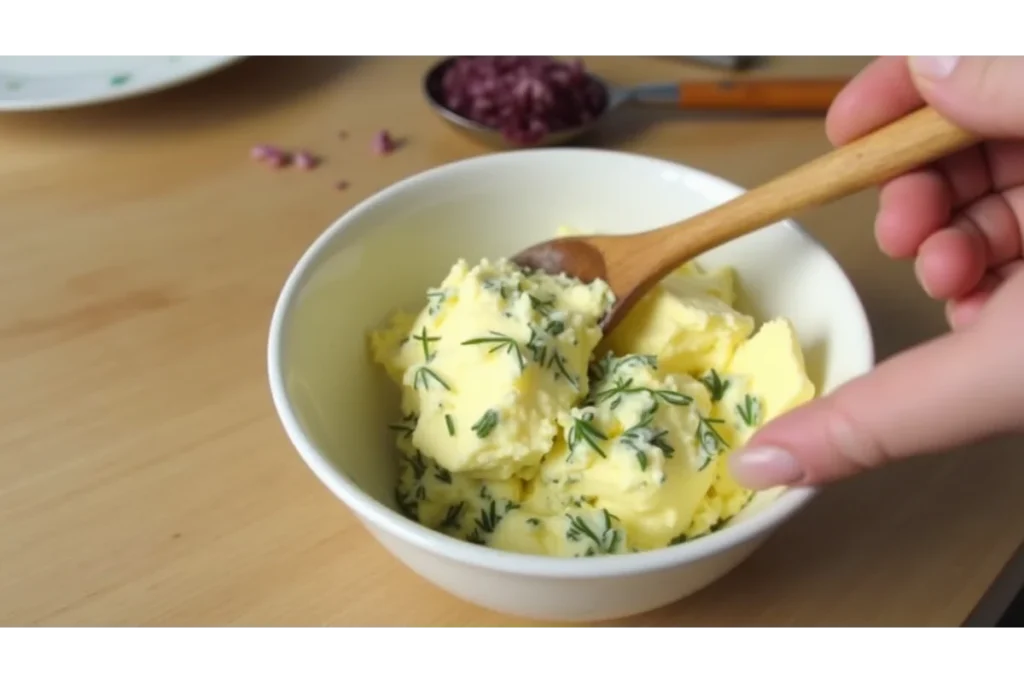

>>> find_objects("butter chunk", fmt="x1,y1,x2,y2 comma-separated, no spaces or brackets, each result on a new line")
607,270,755,378
370,257,614,479
532,354,722,551
392,420,526,545
489,505,631,558
726,318,816,424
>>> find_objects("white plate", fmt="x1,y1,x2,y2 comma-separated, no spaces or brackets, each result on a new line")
0,56,242,112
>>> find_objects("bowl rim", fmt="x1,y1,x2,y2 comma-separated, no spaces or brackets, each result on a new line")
267,147,876,579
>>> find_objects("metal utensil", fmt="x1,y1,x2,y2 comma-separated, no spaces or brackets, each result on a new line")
423,57,848,149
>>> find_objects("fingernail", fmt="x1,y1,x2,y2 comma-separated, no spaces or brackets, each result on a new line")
914,257,936,298
729,446,804,489
909,56,960,81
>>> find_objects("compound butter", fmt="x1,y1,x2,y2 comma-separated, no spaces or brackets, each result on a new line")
368,239,816,558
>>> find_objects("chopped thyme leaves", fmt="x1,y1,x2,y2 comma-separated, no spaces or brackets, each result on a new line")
545,319,566,336
736,394,762,427
444,414,455,436
568,413,608,458
412,326,441,362
413,366,451,391
700,369,730,402
471,409,499,438
526,517,541,526
434,466,453,484
669,533,688,546
461,332,526,372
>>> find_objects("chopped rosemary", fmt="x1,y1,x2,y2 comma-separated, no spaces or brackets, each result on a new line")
668,533,688,546
387,412,417,437
736,394,762,427
439,502,465,530
413,366,451,391
471,409,499,438
461,332,526,372
568,413,608,458
547,350,579,390
528,294,555,315
525,328,549,364
526,517,541,527
434,466,453,484
696,415,729,464
700,369,731,403
482,278,513,300
444,413,455,436
475,499,501,534
565,509,621,554
620,408,675,470
395,487,418,521
590,376,692,409
426,288,447,315
405,451,428,479
412,326,441,362
545,319,566,336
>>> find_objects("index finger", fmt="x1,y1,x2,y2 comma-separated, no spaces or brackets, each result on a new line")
826,56,926,146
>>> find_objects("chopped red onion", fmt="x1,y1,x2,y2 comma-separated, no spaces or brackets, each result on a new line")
294,150,319,170
437,56,607,145
372,130,396,155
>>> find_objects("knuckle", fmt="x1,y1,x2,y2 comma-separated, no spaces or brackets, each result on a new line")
821,394,893,474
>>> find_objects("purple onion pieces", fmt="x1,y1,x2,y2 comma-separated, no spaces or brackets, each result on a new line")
438,57,607,145
372,130,396,155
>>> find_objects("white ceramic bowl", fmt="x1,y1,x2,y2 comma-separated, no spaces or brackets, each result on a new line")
267,149,875,623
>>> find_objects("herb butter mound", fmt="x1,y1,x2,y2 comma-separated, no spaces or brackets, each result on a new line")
369,257,614,479
368,247,817,558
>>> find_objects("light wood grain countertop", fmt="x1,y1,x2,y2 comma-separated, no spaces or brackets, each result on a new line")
1,56,1021,626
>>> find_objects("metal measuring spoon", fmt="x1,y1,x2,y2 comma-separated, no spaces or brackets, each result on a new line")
423,57,848,149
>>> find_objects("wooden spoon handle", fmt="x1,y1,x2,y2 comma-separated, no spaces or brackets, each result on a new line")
678,79,847,112
650,106,979,268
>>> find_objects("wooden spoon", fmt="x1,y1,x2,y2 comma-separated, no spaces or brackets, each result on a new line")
513,105,978,333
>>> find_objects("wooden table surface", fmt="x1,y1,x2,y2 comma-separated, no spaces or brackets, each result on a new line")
1,56,1022,627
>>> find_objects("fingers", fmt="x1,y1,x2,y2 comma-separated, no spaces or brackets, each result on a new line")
875,170,950,259
909,57,1024,138
826,56,924,146
912,188,1024,298
727,324,1016,489
946,261,1024,330
914,225,987,299
946,274,999,330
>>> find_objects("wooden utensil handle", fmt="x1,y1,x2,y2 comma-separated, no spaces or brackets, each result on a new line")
679,79,847,112
654,106,978,265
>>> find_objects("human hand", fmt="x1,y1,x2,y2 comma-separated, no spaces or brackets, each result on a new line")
728,56,1024,490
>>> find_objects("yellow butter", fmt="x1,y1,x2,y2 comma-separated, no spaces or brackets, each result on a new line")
370,257,613,479
368,238,816,558
605,267,755,378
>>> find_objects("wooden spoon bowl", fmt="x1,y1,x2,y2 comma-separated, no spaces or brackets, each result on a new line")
514,106,978,333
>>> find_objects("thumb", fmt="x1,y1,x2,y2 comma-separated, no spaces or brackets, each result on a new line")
726,327,1018,489
908,56,1024,138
